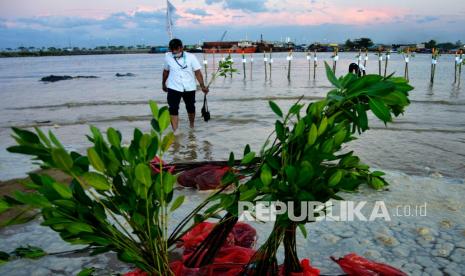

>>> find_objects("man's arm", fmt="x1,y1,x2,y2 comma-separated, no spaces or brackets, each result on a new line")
194,70,209,94
162,69,169,92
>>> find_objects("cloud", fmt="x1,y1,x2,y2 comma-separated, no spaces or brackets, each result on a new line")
416,15,440,23
205,0,268,12
186,8,211,16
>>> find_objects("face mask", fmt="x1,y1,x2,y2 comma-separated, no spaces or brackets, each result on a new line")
173,51,182,58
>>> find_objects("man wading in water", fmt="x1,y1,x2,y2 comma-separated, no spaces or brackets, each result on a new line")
162,38,209,131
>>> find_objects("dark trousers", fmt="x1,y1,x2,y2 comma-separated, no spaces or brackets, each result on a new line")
167,88,196,116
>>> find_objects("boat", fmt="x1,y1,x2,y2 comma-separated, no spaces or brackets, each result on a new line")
202,41,257,53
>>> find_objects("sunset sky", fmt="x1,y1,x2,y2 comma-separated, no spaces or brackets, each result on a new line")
1,0,464,48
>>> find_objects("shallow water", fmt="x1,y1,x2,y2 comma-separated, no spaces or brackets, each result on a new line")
0,52,464,180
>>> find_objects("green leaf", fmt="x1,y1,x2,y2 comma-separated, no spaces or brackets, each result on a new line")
239,187,257,201
14,191,52,208
170,195,185,212
355,104,368,131
298,224,307,238
34,127,51,147
77,267,96,276
294,120,305,138
82,172,111,190
369,98,392,123
163,173,176,194
68,222,94,234
328,170,344,187
51,182,73,199
48,131,64,148
161,132,175,152
260,164,272,186
107,128,121,148
324,62,341,88
135,163,152,187
51,148,73,171
87,148,105,172
12,246,47,259
149,100,159,118
0,199,10,214
370,177,385,190
12,127,40,144
371,171,386,177
241,152,256,165
275,120,285,141
158,109,171,131
307,124,318,146
228,152,235,167
317,116,328,136
268,101,283,117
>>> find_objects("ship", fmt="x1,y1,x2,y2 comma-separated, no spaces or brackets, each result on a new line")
202,41,257,53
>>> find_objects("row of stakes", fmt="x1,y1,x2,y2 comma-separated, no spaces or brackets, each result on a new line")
202,48,464,86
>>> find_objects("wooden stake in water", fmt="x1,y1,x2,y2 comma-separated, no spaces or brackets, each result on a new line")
263,51,267,80
384,50,390,78
404,48,410,81
430,48,438,84
363,49,368,68
269,48,273,80
250,53,253,80
287,49,292,80
357,49,362,68
228,50,233,78
378,48,382,75
313,50,317,80
332,47,339,73
212,49,216,73
454,51,458,84
307,50,311,80
203,53,208,82
242,51,246,79
458,50,463,86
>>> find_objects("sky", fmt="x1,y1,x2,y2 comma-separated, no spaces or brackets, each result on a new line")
0,0,464,48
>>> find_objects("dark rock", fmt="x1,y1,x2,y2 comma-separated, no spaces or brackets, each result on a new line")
40,75,99,82
115,73,136,77
74,75,99,79
40,75,72,82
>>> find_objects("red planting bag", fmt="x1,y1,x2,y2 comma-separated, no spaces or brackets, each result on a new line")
278,258,320,276
231,222,257,249
177,165,218,188
150,156,175,174
331,253,407,276
180,222,235,255
195,166,230,190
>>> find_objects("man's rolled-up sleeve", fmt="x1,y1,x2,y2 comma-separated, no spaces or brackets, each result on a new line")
191,55,201,71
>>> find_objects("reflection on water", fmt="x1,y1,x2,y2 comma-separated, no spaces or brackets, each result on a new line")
0,52,464,180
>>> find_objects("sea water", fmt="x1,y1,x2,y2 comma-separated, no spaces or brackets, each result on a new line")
0,52,464,180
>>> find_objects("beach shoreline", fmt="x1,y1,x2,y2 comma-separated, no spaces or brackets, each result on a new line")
1,169,464,275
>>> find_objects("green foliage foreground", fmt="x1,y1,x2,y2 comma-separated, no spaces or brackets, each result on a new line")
0,62,413,275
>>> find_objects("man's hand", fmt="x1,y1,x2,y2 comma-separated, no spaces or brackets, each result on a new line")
201,86,209,94
162,84,168,92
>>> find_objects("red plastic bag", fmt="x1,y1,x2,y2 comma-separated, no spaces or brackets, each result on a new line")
180,222,235,255
278,258,320,276
150,156,175,174
231,222,257,249
331,253,407,276
177,165,218,188
195,166,230,190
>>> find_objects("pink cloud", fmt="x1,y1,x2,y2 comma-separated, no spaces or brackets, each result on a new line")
175,4,405,28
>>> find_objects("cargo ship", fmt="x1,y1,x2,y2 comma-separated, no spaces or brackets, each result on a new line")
202,41,257,53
